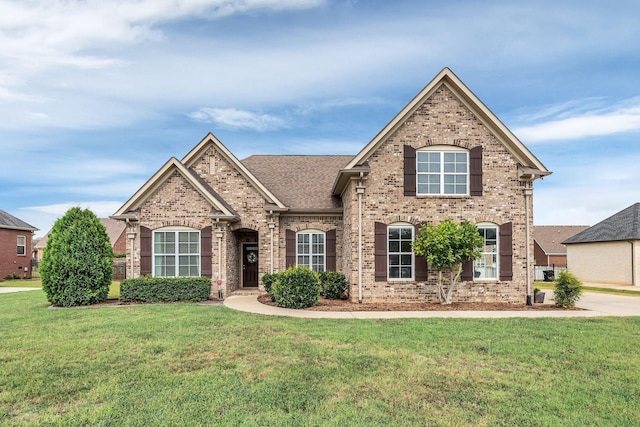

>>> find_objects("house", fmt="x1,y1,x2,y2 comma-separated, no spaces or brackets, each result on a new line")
0,209,38,279
112,68,550,303
563,203,640,286
534,226,589,267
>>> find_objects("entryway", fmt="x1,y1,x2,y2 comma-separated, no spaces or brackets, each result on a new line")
241,242,259,288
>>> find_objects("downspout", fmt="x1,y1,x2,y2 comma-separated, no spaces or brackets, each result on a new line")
523,181,533,306
269,210,275,274
216,219,224,298
356,175,365,304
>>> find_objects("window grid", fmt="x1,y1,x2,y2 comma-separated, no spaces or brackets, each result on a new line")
474,226,498,280
417,150,468,195
17,235,26,256
388,226,413,279
297,232,325,272
153,231,200,277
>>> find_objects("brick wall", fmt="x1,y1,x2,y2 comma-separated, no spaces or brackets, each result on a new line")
342,85,531,304
0,229,33,279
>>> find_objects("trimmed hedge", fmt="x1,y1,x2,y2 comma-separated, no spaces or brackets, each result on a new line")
318,271,348,299
120,277,212,303
271,266,320,309
261,272,278,302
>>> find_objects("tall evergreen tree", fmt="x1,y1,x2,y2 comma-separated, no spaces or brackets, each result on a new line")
40,207,113,307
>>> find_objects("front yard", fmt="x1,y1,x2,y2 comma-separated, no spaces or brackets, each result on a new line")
1,290,639,426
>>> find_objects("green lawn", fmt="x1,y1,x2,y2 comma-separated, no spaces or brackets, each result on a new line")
1,279,121,299
1,291,639,426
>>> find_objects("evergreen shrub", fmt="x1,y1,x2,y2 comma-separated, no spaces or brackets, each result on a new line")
271,266,320,309
554,271,583,308
318,271,348,299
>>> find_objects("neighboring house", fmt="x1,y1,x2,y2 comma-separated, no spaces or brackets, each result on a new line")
534,226,589,267
0,209,38,279
34,218,127,262
563,203,640,286
112,68,550,303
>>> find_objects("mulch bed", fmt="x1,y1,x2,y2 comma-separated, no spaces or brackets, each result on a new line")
257,294,574,311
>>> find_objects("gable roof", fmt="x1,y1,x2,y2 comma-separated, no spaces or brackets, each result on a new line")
563,203,640,244
0,209,38,232
336,67,550,193
242,155,352,211
534,225,590,255
112,157,239,221
182,133,286,209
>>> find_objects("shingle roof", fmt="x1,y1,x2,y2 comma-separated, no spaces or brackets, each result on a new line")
563,203,640,244
241,155,353,210
0,209,38,231
534,225,589,254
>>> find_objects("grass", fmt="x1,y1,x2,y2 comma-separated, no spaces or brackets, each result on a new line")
0,279,121,299
1,291,640,426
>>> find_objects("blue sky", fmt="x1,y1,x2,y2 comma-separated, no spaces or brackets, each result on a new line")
1,0,640,237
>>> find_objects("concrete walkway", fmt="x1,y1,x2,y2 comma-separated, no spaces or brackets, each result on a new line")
223,290,640,319
0,287,40,294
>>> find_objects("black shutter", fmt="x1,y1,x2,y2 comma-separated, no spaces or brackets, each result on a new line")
414,223,428,281
404,145,416,196
461,260,474,281
286,229,296,268
326,229,336,271
374,222,387,281
140,226,152,276
500,222,513,281
470,146,483,196
200,226,212,278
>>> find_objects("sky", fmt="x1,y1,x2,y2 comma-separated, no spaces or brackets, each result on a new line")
1,0,640,237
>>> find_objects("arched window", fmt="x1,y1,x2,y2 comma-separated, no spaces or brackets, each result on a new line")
153,227,200,277
296,230,325,272
474,223,498,280
416,146,469,195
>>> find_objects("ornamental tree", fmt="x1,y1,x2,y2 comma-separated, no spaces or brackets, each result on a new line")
413,219,484,304
40,207,113,307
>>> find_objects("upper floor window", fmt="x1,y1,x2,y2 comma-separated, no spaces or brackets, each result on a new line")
474,224,498,280
17,235,26,256
417,147,468,195
153,230,200,277
297,231,325,272
388,225,413,280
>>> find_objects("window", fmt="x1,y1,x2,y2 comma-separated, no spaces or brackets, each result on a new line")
153,230,200,277
297,231,325,272
388,225,413,279
17,235,26,256
474,225,498,279
417,149,468,195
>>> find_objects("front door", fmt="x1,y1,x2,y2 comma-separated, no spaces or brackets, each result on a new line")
242,244,259,288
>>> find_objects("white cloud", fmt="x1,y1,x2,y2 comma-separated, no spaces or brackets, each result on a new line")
513,98,640,143
189,107,288,131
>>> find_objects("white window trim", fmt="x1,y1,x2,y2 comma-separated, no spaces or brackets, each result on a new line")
152,229,201,278
296,230,326,272
474,223,499,281
17,235,26,256
387,224,414,281
416,146,469,196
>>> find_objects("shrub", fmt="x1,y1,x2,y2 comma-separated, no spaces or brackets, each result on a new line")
262,272,279,301
554,271,583,308
40,207,113,307
120,276,212,303
318,271,348,300
271,266,320,309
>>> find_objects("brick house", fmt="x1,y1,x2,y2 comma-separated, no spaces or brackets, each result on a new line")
0,209,38,279
113,68,550,303
534,226,589,268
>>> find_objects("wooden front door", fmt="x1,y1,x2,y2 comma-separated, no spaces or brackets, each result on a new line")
242,244,259,288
